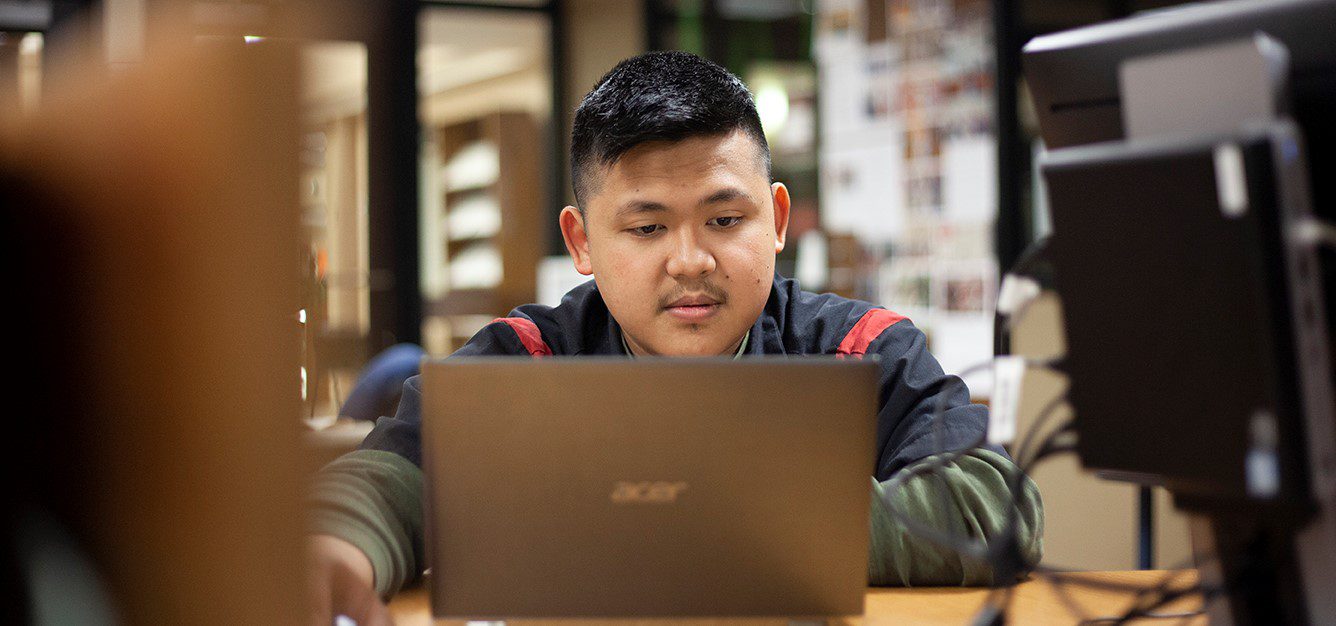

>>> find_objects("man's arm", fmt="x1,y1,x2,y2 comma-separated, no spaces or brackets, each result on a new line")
867,448,1043,586
308,449,425,597
861,317,1044,585
308,320,533,603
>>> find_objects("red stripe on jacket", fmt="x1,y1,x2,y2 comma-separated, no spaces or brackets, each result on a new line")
492,317,553,357
836,308,907,359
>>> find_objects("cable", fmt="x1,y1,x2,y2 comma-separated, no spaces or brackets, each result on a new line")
1111,566,1223,625
881,356,1064,562
969,586,1010,626
981,401,1075,619
1044,576,1208,625
1007,235,1055,281
1083,583,1218,625
987,239,1072,623
1078,609,1206,625
1025,437,1077,470
1045,569,1093,623
885,360,1219,625
1015,402,1073,471
879,356,1068,626
1036,554,1224,624
880,347,1223,626
1037,560,1198,591
1002,379,1220,624
984,232,1236,624
879,360,994,561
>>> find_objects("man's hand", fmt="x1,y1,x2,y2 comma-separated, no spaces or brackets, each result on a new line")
308,534,394,626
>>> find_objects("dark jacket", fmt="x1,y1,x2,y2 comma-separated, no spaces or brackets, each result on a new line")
360,272,995,479
309,273,1041,595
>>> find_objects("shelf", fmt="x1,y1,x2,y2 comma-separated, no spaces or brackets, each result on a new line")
425,289,498,317
442,180,496,195
440,139,499,192
422,111,543,353
446,233,495,245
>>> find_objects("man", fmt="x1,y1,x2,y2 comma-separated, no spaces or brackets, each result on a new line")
307,51,1043,625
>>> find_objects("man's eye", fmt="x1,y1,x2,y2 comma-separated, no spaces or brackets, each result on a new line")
711,216,742,228
629,224,662,236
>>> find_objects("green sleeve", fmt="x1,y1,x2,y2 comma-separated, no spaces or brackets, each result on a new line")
867,448,1044,587
308,449,424,598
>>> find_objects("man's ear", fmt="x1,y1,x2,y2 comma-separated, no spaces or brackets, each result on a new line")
770,182,792,254
559,206,594,275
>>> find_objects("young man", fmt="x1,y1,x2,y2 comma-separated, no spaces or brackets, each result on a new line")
307,51,1043,625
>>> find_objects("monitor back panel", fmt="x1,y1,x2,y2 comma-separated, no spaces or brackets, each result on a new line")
1041,130,1320,503
421,358,878,618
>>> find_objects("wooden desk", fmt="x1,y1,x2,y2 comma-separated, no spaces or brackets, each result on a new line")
388,570,1205,626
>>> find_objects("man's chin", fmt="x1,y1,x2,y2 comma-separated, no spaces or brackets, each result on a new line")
649,334,739,357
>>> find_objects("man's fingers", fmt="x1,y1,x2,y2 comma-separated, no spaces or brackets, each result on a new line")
359,600,395,626
343,576,394,626
308,535,389,626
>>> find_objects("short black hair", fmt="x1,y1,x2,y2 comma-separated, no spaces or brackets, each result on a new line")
570,50,771,210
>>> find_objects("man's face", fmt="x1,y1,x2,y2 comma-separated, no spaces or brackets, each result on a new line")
559,129,791,356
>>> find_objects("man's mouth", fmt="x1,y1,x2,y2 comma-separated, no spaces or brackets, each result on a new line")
664,295,722,321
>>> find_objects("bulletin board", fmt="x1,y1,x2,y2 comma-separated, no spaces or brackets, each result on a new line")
815,0,998,396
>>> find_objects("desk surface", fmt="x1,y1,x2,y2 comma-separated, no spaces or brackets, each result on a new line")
387,570,1205,626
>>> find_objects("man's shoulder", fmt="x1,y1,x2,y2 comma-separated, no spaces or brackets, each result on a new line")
454,279,614,357
769,274,913,356
776,274,880,324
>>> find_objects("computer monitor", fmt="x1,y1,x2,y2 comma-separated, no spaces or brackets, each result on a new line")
1024,0,1336,624
1025,0,1336,367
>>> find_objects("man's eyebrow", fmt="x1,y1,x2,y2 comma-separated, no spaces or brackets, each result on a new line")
615,200,671,218
614,187,754,219
700,187,755,206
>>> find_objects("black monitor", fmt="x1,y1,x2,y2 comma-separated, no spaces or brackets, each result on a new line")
1024,0,1336,624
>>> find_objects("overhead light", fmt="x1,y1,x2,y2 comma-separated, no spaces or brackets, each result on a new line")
755,83,790,137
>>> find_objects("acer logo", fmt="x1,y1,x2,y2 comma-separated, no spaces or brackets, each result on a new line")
610,481,689,504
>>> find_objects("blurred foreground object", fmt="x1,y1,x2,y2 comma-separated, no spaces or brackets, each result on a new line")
2,25,305,626
1025,0,1336,623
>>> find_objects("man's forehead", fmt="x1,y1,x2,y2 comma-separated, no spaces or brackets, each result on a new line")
585,131,768,207
613,130,765,176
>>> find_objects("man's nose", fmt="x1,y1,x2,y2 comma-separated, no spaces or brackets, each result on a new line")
665,228,717,278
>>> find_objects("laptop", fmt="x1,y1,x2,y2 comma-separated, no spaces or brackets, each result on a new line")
420,357,880,619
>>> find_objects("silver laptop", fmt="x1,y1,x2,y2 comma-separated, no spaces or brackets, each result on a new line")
421,357,879,619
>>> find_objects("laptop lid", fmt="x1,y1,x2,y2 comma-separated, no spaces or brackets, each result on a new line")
421,357,879,619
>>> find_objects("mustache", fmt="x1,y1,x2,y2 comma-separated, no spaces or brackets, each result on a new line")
659,281,729,308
